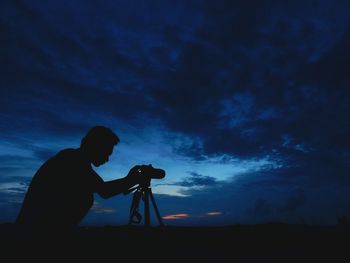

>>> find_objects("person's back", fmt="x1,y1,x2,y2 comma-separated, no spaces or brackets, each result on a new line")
16,148,100,228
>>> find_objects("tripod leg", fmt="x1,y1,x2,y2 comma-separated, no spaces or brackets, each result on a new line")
144,188,150,227
149,188,164,226
129,190,143,225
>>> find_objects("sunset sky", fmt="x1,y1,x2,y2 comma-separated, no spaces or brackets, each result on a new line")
1,0,350,226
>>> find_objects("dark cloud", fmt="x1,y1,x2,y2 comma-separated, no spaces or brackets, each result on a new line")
2,0,350,161
0,175,31,185
172,137,206,161
176,172,218,187
197,0,270,48
1,0,350,224
159,171,218,189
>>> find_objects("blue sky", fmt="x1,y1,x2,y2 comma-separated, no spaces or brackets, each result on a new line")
1,0,350,226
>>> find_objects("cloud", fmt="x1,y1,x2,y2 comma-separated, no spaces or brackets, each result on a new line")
1,0,350,225
91,202,117,214
206,212,222,216
157,172,219,194
0,182,28,194
175,172,218,188
0,176,30,197
162,213,190,220
93,208,116,214
2,0,350,163
0,176,30,222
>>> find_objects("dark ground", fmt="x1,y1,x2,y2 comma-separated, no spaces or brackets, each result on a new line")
1,223,349,262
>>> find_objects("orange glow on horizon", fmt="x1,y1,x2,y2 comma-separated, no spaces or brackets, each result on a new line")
162,213,190,220
206,212,222,216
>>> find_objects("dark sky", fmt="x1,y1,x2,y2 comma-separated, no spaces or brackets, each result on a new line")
1,0,350,226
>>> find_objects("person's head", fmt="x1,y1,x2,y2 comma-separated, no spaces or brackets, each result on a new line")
80,126,120,166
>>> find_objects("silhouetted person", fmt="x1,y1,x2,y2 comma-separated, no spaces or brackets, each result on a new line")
16,126,141,231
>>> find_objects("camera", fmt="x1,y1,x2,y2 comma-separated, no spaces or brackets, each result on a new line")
136,164,166,180
124,164,165,194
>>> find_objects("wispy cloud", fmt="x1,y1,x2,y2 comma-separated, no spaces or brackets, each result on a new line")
0,182,28,194
162,213,190,220
91,201,117,214
206,212,222,216
174,172,218,188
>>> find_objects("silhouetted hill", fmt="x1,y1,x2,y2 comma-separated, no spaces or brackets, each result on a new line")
1,223,349,262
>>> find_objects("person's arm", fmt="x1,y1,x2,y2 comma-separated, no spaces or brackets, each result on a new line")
95,166,141,199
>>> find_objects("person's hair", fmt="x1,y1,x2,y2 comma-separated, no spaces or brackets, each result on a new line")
80,126,120,149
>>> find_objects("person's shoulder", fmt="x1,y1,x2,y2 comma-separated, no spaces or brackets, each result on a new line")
35,148,77,172
56,148,77,157
52,148,83,163
48,148,88,171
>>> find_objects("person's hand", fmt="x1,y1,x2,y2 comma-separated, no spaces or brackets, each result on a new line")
125,164,152,187
126,165,142,186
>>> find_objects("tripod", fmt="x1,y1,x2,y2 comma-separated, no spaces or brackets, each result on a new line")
127,185,164,227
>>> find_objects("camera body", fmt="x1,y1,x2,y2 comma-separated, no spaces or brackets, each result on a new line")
124,164,166,195
136,164,165,187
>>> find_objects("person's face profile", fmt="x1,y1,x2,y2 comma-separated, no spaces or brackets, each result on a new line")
91,144,115,167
